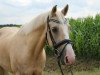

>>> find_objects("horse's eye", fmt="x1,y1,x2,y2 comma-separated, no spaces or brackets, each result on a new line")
52,27,58,33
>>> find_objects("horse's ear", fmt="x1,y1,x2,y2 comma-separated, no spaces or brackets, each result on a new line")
51,5,57,16
61,4,69,16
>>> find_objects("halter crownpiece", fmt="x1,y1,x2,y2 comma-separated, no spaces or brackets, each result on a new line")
46,16,73,75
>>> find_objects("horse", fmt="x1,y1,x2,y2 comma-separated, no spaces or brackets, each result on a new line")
0,5,75,75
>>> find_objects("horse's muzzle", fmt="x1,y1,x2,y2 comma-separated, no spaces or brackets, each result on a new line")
65,56,75,64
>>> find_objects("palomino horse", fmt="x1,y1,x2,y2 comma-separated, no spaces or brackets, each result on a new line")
0,5,75,75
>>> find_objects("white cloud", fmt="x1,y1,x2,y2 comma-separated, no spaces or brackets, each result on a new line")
6,0,32,6
36,0,53,3
86,0,100,5
16,0,32,6
0,15,34,24
0,0,100,24
68,7,98,18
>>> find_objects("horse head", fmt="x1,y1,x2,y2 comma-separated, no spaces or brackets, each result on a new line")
46,5,75,65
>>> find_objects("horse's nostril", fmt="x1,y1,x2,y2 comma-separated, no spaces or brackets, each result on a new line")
66,56,75,64
65,57,68,63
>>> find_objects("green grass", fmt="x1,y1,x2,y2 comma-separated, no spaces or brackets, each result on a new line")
44,69,100,75
9,69,100,75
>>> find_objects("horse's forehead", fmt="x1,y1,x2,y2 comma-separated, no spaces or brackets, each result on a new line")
56,12,65,19
49,11,68,28
50,12,64,19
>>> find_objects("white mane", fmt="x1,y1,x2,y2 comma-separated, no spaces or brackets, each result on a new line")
19,12,49,35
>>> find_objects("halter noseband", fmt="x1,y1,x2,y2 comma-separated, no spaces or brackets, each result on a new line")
46,16,72,75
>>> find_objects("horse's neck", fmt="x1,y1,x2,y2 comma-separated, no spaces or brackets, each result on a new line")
18,13,48,59
26,23,46,59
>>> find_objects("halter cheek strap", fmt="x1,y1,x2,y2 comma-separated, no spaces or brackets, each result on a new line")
46,16,56,45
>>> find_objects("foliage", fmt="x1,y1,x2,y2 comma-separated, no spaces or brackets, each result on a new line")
45,44,55,56
0,24,21,28
69,14,100,60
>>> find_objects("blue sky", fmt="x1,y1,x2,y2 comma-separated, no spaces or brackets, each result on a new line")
0,0,100,24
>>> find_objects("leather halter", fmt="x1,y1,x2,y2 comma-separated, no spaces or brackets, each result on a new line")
46,16,72,56
46,16,72,75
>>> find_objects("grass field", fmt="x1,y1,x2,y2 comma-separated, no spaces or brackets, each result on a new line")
44,69,100,75
8,69,100,75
